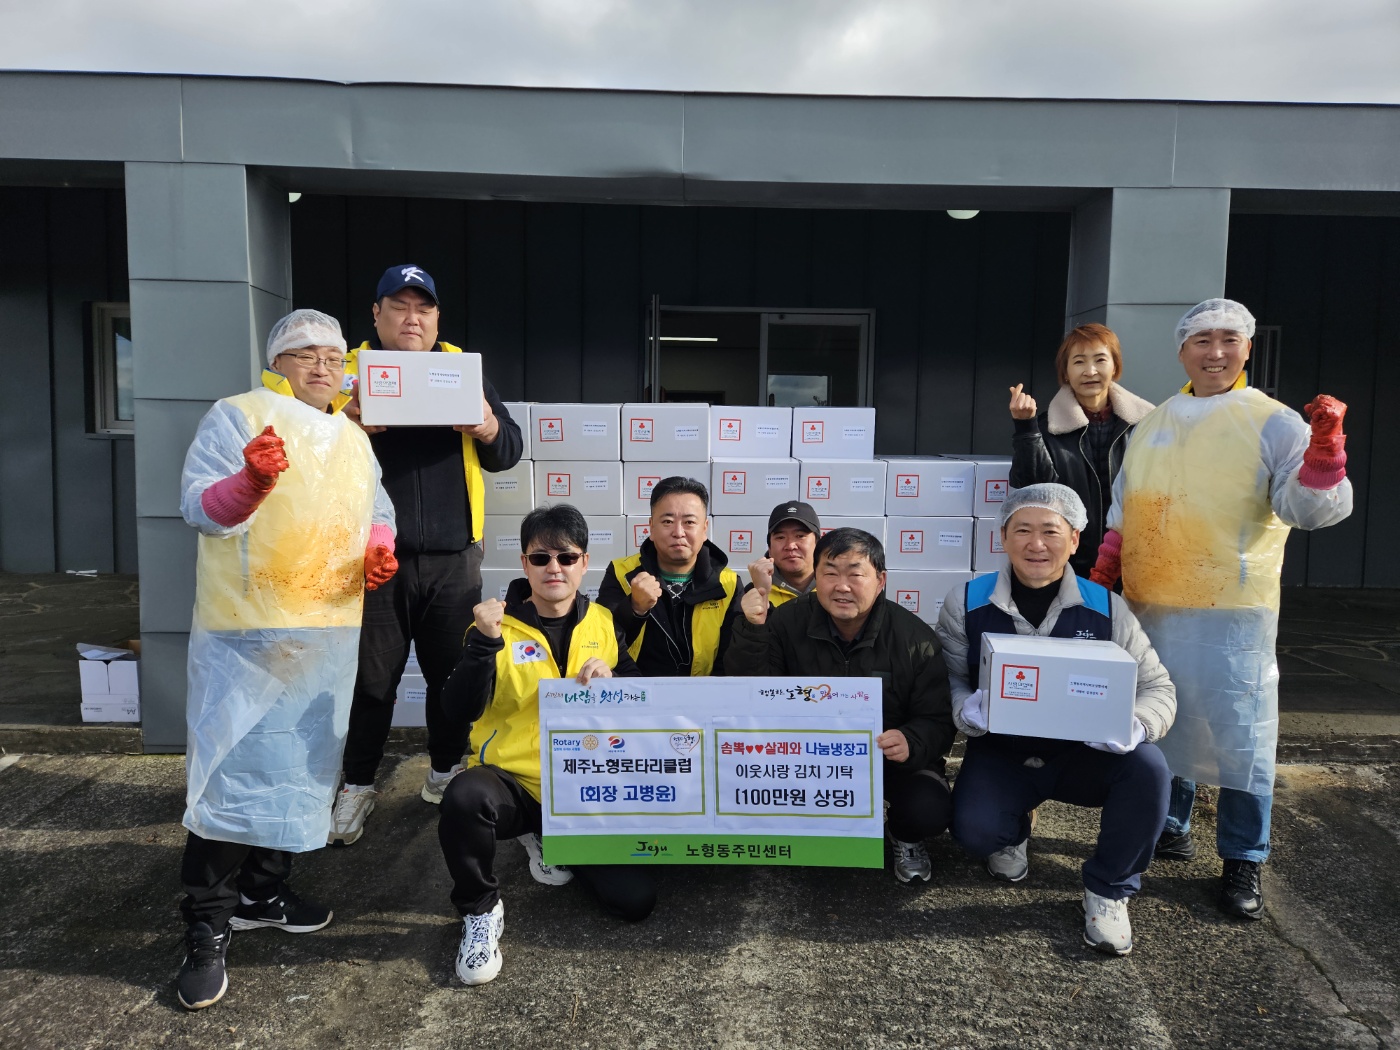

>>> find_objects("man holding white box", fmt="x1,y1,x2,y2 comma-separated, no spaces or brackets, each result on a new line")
936,484,1175,957
334,265,524,846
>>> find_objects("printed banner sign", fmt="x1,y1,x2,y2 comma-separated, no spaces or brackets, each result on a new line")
539,677,883,867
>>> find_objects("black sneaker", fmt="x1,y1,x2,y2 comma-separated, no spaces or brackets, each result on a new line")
1219,859,1265,920
177,922,230,1010
228,887,332,934
1154,829,1197,861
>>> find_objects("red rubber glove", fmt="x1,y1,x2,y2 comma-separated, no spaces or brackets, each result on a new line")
1089,529,1123,588
200,426,291,527
1299,395,1347,489
364,545,398,591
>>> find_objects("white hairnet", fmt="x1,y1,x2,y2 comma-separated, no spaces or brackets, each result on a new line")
265,309,347,364
998,483,1088,532
1175,299,1256,347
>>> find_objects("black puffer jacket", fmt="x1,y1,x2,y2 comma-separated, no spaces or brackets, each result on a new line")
724,592,955,775
1009,383,1154,578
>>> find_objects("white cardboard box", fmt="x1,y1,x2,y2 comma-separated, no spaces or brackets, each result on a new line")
530,404,621,461
886,570,975,626
791,408,877,461
77,643,141,721
480,567,519,602
392,673,428,727
885,516,974,570
485,460,535,517
622,461,711,516
711,406,793,459
621,403,710,461
81,698,141,723
979,633,1138,745
586,516,627,567
975,518,1010,572
581,568,606,603
502,401,532,459
799,459,888,516
819,516,888,545
712,516,770,561
625,516,652,553
405,642,421,676
532,461,624,516
357,349,485,427
881,457,976,517
710,458,801,515
942,456,1014,515
481,514,525,570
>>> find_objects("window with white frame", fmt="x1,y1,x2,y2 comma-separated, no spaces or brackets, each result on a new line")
92,302,133,434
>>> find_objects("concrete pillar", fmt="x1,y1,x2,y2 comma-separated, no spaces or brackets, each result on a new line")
125,162,290,753
1066,187,1231,404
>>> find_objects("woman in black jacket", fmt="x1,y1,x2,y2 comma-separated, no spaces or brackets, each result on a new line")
1007,323,1154,579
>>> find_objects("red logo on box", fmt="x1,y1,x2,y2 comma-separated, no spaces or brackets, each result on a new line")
718,418,742,441
638,475,661,500
900,530,924,554
723,471,747,495
806,476,830,500
896,589,920,612
539,418,564,442
629,418,653,442
548,473,571,496
801,421,824,443
633,523,651,546
895,474,919,498
729,530,753,553
1000,664,1040,701
985,479,1008,502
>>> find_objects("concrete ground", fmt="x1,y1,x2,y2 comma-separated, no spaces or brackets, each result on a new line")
1,574,1398,1048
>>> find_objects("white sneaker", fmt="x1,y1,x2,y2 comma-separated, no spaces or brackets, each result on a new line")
985,838,1029,882
888,833,932,883
455,899,505,986
517,833,574,886
329,784,377,846
1083,888,1133,956
421,764,465,804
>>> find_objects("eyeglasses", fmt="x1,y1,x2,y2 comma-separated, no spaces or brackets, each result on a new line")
525,551,584,567
277,351,346,370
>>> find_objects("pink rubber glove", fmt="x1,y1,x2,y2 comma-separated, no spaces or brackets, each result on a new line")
364,525,398,591
200,426,290,527
1299,394,1348,489
1089,529,1122,588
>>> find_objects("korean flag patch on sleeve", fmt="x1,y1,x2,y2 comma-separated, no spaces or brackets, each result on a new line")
512,641,549,664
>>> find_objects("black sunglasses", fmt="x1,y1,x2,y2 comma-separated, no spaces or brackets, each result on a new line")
525,551,584,567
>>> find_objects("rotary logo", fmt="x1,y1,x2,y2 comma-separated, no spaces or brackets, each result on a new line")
582,734,599,750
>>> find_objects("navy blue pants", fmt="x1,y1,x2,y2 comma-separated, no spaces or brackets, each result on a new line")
952,735,1171,900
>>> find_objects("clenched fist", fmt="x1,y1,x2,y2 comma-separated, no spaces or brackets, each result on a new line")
364,545,398,591
747,556,774,596
1008,383,1038,422
473,598,506,639
629,571,662,615
741,585,769,626
243,426,289,490
1304,394,1347,441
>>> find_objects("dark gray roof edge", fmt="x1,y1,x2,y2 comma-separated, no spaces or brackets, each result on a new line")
2,67,1397,111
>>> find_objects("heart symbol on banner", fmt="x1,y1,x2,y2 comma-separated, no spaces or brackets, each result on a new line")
669,732,700,754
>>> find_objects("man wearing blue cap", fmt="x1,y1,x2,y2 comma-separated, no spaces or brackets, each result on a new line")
332,264,524,845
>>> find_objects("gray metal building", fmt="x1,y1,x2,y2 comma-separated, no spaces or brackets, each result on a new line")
1,71,1397,752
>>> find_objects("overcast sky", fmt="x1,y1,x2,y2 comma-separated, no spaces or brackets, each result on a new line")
3,0,1398,103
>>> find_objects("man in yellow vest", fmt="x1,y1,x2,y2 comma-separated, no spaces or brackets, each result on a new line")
175,310,397,1010
436,504,649,986
332,265,524,845
745,500,821,609
596,476,743,677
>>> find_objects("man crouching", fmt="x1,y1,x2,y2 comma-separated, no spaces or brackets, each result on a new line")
437,504,649,986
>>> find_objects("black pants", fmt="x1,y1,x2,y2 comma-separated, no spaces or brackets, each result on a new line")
438,765,656,922
344,547,483,784
180,832,291,931
886,768,953,843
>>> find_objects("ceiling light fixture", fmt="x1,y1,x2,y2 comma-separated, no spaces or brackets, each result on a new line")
946,209,979,220
659,336,719,342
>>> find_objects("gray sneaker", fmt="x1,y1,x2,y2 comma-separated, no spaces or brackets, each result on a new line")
888,834,932,883
985,838,1029,882
329,784,376,846
421,764,464,804
518,833,574,885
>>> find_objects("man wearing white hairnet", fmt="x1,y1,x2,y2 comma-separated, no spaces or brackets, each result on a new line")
173,310,398,1010
1091,298,1352,920
938,484,1176,956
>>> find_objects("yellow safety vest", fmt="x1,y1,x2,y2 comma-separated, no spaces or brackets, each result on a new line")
609,554,738,676
768,579,802,608
467,603,619,802
194,384,375,631
346,341,487,540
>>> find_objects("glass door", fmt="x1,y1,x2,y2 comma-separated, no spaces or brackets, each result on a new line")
760,313,870,407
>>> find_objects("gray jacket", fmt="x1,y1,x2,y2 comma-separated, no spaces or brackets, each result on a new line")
934,569,1176,742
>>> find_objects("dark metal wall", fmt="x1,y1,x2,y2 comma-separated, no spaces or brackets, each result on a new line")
0,187,137,574
289,197,1072,458
1227,214,1400,588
